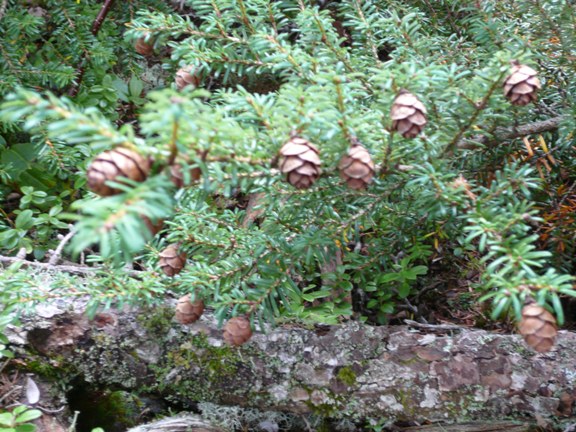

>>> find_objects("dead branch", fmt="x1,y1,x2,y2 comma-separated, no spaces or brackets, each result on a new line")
456,116,565,150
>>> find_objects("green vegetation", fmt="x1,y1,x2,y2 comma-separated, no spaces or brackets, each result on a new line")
0,0,575,343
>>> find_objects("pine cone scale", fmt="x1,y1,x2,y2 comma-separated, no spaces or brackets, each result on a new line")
280,157,305,173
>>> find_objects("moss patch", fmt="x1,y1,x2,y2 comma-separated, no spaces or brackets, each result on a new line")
150,333,252,405
336,366,357,387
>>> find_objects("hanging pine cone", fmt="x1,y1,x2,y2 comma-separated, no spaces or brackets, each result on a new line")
503,61,541,106
338,143,375,190
223,316,252,346
175,294,205,324
159,244,187,276
279,136,321,189
175,65,201,91
87,148,150,196
518,303,557,353
390,90,427,138
135,36,153,56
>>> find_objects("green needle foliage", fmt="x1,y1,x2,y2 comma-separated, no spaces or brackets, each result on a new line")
1,0,576,332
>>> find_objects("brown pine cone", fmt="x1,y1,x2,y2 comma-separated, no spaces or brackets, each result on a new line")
159,244,187,277
87,148,150,196
339,143,375,190
175,65,201,91
223,316,252,346
518,303,557,353
390,90,427,138
135,36,154,56
279,136,321,189
175,294,205,324
503,61,541,106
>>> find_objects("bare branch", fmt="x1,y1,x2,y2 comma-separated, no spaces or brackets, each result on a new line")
48,226,76,266
456,116,565,150
0,0,8,21
0,255,143,277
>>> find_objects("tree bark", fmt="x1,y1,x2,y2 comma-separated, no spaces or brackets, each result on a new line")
6,300,576,430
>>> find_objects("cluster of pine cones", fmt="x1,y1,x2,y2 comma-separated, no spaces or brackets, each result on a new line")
279,61,540,190
83,58,543,348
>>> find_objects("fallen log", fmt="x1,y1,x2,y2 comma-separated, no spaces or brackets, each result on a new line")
6,300,576,430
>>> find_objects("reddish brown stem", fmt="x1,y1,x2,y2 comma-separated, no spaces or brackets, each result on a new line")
67,0,116,96
91,0,115,34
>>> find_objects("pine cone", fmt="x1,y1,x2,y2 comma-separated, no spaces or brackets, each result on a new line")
135,37,153,56
518,303,557,353
223,316,252,346
503,61,541,106
87,148,150,196
159,244,187,277
279,136,321,189
338,144,375,190
390,90,427,138
175,294,205,324
175,65,201,91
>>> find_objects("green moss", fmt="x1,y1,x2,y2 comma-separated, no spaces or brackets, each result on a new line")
336,366,357,387
150,333,250,404
394,388,416,418
68,388,142,432
17,355,77,387
302,388,348,418
137,305,174,337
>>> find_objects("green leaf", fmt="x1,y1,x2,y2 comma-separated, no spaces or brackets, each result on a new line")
15,409,42,423
15,210,34,231
128,77,144,98
0,350,14,359
551,294,564,326
0,413,14,427
15,424,36,432
0,143,37,178
397,281,411,299
378,273,401,283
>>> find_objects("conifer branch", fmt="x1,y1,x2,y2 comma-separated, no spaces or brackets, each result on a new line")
443,70,509,155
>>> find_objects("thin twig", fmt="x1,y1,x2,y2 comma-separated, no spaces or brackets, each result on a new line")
48,226,76,266
68,0,116,96
0,255,143,277
444,71,509,155
404,319,467,332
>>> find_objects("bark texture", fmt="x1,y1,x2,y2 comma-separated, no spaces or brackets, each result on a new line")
6,301,576,429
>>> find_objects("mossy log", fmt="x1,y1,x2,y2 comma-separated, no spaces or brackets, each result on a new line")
6,301,576,430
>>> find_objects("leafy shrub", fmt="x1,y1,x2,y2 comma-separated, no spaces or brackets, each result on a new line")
1,0,575,333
